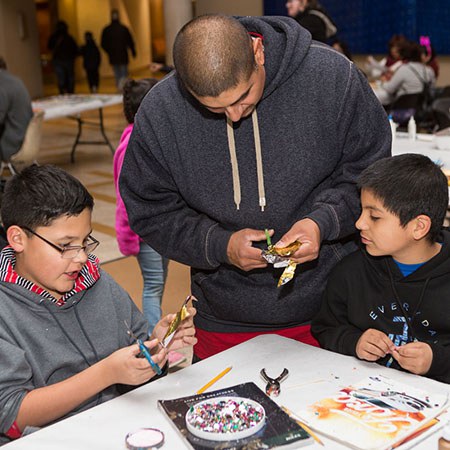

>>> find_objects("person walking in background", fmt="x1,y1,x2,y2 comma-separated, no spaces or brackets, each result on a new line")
113,78,185,368
80,32,101,93
0,57,32,164
101,9,136,90
47,21,78,94
286,0,337,43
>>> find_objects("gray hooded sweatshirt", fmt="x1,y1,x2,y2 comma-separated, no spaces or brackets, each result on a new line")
0,262,148,445
0,69,32,161
120,16,391,334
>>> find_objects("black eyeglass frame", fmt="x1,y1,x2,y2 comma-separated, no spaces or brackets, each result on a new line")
22,226,99,259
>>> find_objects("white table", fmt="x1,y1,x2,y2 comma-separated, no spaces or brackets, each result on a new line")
393,132,450,206
32,94,122,162
4,335,449,449
392,132,450,168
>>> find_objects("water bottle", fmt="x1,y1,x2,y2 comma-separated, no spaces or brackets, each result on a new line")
408,116,416,141
388,114,396,145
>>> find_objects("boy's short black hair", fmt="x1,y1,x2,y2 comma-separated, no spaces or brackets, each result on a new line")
122,78,158,124
1,164,94,231
358,154,448,242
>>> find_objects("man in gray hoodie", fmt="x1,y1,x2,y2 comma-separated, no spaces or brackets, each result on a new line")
120,15,391,360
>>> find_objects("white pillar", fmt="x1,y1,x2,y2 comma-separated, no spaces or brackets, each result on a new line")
163,0,193,66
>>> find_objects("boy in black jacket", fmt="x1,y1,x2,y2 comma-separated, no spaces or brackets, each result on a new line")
312,154,450,383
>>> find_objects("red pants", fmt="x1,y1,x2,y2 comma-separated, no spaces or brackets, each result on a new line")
194,324,319,360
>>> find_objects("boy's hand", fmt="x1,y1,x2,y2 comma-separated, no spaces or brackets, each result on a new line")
391,342,433,375
356,329,395,361
105,339,167,385
151,307,197,350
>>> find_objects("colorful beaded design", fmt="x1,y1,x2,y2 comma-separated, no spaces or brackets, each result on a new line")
186,397,265,437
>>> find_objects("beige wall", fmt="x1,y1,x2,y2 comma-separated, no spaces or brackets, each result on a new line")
122,0,151,72
437,56,450,87
195,0,263,16
163,0,192,66
0,0,43,98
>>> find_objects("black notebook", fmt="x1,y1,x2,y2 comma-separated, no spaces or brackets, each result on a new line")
157,381,313,449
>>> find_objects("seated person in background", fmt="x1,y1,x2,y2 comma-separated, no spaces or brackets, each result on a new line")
0,57,32,163
373,41,435,106
365,34,408,80
312,154,450,384
285,0,337,43
420,40,439,80
0,164,196,445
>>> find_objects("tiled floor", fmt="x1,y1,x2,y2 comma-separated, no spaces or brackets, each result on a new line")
37,71,193,367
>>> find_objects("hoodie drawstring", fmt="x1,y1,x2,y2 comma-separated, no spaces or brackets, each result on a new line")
226,109,266,211
386,261,430,342
252,110,266,211
226,116,241,210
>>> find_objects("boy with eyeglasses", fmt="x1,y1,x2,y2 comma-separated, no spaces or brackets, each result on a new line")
0,164,196,445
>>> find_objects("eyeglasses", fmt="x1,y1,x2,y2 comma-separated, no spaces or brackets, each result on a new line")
23,227,100,259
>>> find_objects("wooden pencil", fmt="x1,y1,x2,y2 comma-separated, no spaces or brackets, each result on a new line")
196,366,232,394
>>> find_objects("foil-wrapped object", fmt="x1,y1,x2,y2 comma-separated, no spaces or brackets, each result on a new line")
262,239,301,287
162,295,192,347
277,261,297,287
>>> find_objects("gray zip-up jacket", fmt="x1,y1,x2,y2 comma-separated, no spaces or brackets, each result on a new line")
0,268,148,445
120,16,391,334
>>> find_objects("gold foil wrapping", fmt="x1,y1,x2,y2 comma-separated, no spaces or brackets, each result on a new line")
278,261,297,287
262,241,302,287
162,295,191,347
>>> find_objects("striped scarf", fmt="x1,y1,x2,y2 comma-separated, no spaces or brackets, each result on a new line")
0,246,100,306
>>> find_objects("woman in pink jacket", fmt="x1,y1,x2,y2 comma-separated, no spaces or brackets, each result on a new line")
113,78,184,367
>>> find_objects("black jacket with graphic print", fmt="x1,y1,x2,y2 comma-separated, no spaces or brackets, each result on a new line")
312,230,450,384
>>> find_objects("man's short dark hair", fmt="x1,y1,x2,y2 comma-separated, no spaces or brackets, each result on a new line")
1,164,94,231
0,57,6,70
357,154,448,242
122,78,158,123
173,14,255,97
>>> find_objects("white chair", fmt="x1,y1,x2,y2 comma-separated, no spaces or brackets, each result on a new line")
1,110,44,175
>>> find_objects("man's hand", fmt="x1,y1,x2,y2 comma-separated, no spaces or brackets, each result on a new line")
356,329,395,361
274,219,321,264
227,228,273,271
391,342,433,375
